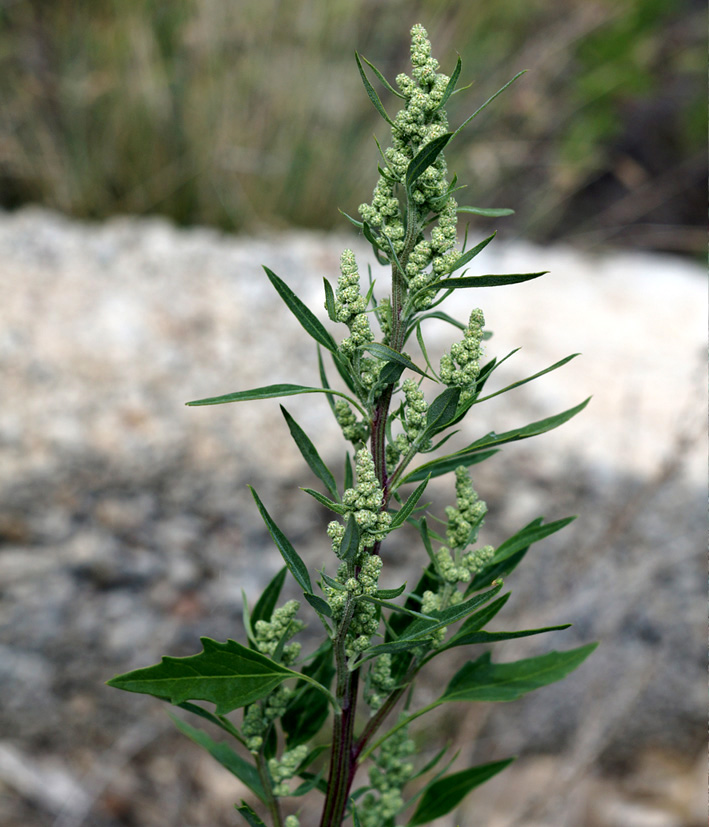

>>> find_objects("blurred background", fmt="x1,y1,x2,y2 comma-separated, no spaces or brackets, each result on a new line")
0,0,705,253
0,2,706,826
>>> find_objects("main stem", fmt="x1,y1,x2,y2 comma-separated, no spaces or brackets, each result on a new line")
319,211,417,826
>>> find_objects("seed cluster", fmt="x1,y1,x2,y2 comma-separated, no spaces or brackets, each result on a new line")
253,599,304,666
440,307,485,401
358,722,416,826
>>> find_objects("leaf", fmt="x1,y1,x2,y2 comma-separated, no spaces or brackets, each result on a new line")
251,567,287,628
263,266,337,353
453,593,511,633
360,54,406,99
440,643,598,704
400,449,499,484
235,802,267,826
389,476,430,529
476,354,580,403
466,548,527,595
442,623,572,652
407,759,514,825
187,383,366,416
339,209,364,230
443,232,496,275
436,54,462,110
363,343,429,377
323,277,337,322
429,271,548,291
493,516,576,565
424,387,461,438
280,406,339,500
412,310,466,331
169,714,266,802
302,487,347,515
355,52,395,126
399,583,503,642
457,206,515,217
303,592,333,618
405,133,453,191
375,583,407,599
339,513,360,562
249,487,313,593
317,346,337,417
452,70,526,139
107,637,300,714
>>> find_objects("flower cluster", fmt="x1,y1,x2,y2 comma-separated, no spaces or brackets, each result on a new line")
440,308,485,401
268,744,308,797
334,399,369,446
358,24,460,310
358,722,416,826
242,685,293,753
253,600,304,666
335,249,374,359
386,378,432,470
364,653,397,710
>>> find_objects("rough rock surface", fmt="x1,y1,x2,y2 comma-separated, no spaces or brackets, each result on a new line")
0,208,704,826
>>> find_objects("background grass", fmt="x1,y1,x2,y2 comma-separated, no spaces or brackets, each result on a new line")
0,0,704,252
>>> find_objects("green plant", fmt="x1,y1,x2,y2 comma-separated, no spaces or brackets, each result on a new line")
108,25,596,827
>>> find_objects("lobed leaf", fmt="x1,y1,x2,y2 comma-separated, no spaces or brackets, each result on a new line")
107,637,300,714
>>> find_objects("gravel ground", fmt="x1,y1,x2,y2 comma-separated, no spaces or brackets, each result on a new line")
0,207,704,827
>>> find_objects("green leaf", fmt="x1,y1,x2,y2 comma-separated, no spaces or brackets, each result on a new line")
187,383,366,416
452,70,526,139
317,346,337,417
443,623,572,652
355,52,395,126
303,592,333,618
440,643,598,704
235,801,267,826
443,232,496,275
344,451,354,490
476,354,580,403
360,54,406,99
249,487,313,593
400,449,498,484
389,476,430,528
411,310,466,332
323,277,337,322
375,583,407,599
281,406,339,500
399,582,503,642
457,206,515,217
302,487,347,515
493,516,576,565
362,220,389,264
339,513,360,562
363,343,430,377
407,759,514,825
339,209,364,230
169,714,266,802
251,567,287,628
436,54,462,110
263,266,337,353
405,133,453,191
429,271,548,291
424,387,461,438
454,593,510,633
107,638,300,714
466,548,527,595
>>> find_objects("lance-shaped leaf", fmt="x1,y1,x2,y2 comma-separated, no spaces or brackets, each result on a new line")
235,802,267,826
375,583,407,599
442,232,496,276
405,133,453,192
492,515,576,565
107,638,302,714
281,406,339,500
302,488,347,514
339,513,360,562
187,383,366,416
407,758,514,825
323,277,338,322
359,53,406,99
400,448,499,485
457,206,515,217
263,266,337,353
303,592,333,618
251,566,287,628
429,271,548,291
363,343,430,378
476,354,580,403
440,643,598,704
435,54,462,111
389,476,430,529
249,486,313,594
355,52,395,126
452,70,526,139
169,714,266,802
440,622,572,653
399,582,503,642
423,387,461,438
